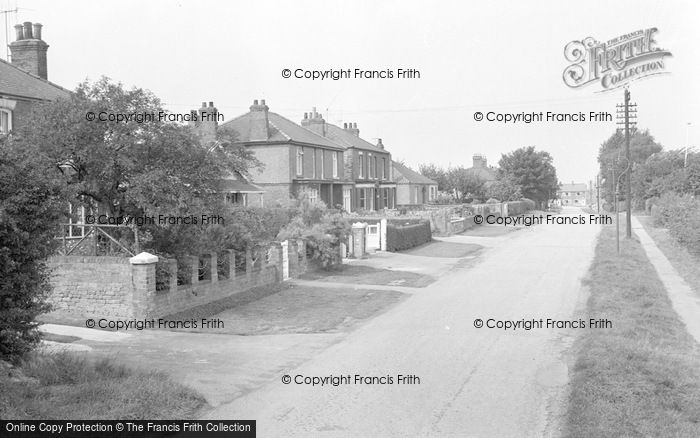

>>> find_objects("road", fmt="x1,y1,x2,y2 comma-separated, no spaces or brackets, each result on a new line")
206,207,601,437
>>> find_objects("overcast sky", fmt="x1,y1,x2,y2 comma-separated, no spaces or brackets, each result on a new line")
4,0,699,184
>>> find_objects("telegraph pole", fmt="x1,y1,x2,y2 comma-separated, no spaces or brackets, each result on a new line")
616,89,637,239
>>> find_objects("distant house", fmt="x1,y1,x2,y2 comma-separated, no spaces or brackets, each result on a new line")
392,161,438,206
218,100,348,208
0,22,70,134
466,154,497,184
558,182,588,206
307,111,396,211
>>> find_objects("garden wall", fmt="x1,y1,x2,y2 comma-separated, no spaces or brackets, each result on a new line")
47,240,318,319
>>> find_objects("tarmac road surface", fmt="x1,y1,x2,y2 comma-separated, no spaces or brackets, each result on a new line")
207,207,601,437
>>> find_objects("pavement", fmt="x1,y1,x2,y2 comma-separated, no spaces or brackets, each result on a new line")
39,206,602,436
632,216,700,345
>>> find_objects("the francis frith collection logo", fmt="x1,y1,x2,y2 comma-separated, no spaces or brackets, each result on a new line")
563,28,672,91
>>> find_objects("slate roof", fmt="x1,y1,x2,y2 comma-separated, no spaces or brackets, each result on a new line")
0,58,71,101
392,161,437,185
219,171,264,193
220,111,344,150
324,123,387,153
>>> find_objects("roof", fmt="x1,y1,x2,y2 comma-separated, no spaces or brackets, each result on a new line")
559,183,588,192
220,111,344,150
392,161,437,185
324,123,387,153
466,165,497,182
219,172,264,193
0,58,71,101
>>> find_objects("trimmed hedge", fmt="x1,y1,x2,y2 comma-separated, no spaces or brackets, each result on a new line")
386,220,432,252
506,198,536,216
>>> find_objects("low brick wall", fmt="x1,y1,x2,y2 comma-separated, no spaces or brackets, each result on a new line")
48,240,315,319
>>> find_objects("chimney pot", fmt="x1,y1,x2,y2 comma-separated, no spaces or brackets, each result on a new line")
353,123,357,129
32,23,42,40
253,99,258,105
261,99,266,105
343,123,347,129
23,22,33,39
14,24,23,40
201,101,206,108
209,101,214,107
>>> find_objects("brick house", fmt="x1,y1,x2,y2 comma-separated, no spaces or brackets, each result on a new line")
302,110,396,211
219,100,348,208
392,161,438,206
0,22,70,134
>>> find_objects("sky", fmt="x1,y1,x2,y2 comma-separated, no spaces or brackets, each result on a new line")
3,0,699,184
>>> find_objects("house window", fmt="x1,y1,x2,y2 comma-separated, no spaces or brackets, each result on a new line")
0,109,11,134
358,188,366,209
321,150,326,179
312,150,316,178
67,202,86,238
368,154,374,179
225,192,247,206
296,147,303,176
383,188,390,209
308,188,319,203
359,153,364,178
332,152,339,178
373,156,378,180
343,188,352,211
381,158,386,180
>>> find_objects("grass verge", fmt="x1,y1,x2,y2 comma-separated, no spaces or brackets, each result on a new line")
564,225,700,436
0,351,207,419
301,264,434,287
637,215,700,299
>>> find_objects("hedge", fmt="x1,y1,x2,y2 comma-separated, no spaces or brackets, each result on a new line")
386,220,432,252
651,193,700,255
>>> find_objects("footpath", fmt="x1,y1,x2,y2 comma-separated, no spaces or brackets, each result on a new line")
632,216,700,345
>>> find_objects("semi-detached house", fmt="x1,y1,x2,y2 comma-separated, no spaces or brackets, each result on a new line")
219,100,349,208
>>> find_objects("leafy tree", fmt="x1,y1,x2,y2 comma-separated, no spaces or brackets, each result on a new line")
418,163,449,191
485,175,523,202
13,77,260,260
597,129,662,207
498,146,558,208
0,136,67,361
446,167,487,202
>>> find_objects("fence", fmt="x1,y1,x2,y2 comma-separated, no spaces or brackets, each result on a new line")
47,239,327,319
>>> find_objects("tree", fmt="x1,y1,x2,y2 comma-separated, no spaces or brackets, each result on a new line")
14,77,260,259
498,146,558,208
597,129,662,208
419,163,449,191
0,136,67,361
485,175,523,202
446,167,487,202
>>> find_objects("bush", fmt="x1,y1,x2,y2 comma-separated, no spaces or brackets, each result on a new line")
652,193,700,255
386,220,431,252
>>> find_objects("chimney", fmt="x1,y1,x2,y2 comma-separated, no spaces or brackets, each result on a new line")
472,154,487,168
249,98,270,141
376,138,384,149
189,101,219,145
344,122,360,137
300,107,326,137
9,22,49,79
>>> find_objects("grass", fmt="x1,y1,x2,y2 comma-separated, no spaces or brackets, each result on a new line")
637,215,700,299
301,264,434,287
0,351,207,419
564,225,700,436
165,283,406,335
398,241,482,258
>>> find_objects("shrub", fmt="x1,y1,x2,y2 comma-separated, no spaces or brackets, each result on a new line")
652,193,700,255
386,220,431,252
